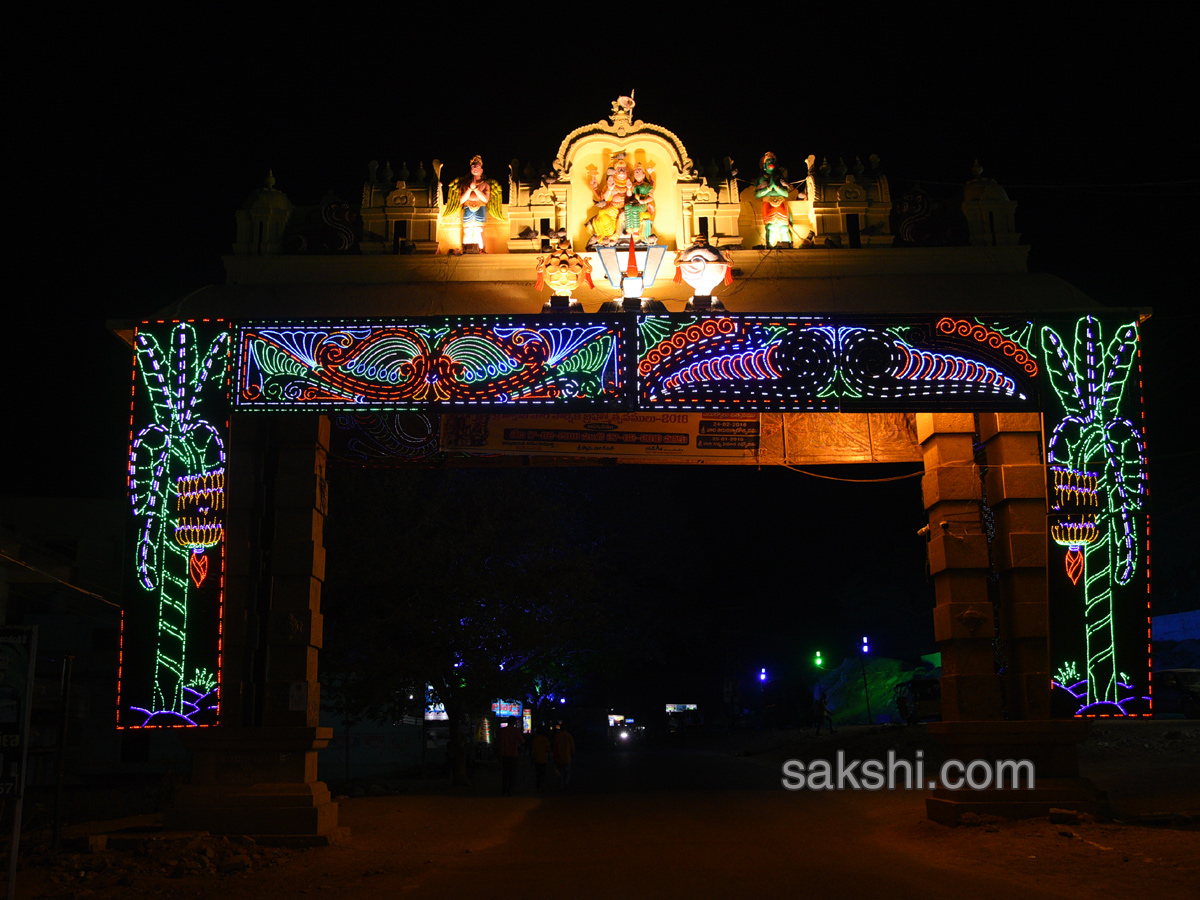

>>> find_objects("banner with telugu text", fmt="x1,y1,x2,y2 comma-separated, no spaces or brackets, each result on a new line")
440,412,760,463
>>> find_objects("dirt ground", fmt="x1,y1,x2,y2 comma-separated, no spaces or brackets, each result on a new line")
4,719,1197,899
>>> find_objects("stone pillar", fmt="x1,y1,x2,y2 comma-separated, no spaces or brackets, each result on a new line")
918,413,1003,721
166,414,340,839
920,413,1100,826
978,412,1050,720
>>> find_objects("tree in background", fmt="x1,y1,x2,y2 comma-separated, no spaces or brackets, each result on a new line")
320,466,611,784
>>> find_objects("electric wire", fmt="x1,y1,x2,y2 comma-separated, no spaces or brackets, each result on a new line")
0,550,122,609
782,465,924,483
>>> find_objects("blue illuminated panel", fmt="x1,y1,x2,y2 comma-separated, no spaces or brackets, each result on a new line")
636,315,1040,411
236,317,627,411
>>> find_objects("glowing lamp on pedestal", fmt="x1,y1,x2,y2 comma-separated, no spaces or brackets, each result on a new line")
595,244,669,312
535,237,593,313
674,235,733,312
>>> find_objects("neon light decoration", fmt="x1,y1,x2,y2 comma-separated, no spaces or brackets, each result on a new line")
330,412,441,464
1042,316,1147,716
236,318,626,410
1052,659,1150,716
123,320,229,728
638,316,1037,410
234,315,1041,414
936,317,1038,376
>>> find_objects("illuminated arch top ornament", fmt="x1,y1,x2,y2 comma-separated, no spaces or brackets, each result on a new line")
553,92,697,179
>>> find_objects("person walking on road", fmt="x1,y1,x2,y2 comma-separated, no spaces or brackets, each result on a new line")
815,693,836,736
530,728,551,792
498,720,522,796
552,724,576,789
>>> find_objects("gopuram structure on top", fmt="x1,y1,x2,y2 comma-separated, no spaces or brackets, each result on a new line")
119,95,1149,838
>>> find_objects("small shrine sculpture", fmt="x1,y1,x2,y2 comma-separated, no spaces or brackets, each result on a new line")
535,235,594,311
587,152,658,248
442,155,506,252
673,235,733,311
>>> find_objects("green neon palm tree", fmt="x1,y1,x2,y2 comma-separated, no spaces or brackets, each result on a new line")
1041,317,1145,710
129,324,228,718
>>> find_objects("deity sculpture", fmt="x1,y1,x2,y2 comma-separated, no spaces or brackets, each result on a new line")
755,152,795,247
673,235,733,302
623,161,656,243
535,235,595,298
443,155,506,251
587,152,632,245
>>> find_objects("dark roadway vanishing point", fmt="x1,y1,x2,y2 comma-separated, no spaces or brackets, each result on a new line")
16,738,1200,899
248,744,1194,900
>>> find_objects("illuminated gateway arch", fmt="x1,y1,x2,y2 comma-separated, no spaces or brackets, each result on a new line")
116,98,1149,835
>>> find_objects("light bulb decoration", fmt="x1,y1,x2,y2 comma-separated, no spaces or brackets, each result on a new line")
237,317,625,410
330,412,441,463
673,236,734,311
233,315,1041,414
637,316,1036,410
1041,317,1147,716
124,320,229,728
936,317,1038,376
594,244,671,310
535,237,594,311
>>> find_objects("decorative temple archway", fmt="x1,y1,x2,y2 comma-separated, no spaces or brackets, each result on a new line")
117,99,1150,836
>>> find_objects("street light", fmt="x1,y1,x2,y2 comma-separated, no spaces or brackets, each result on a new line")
860,636,873,726
814,650,823,668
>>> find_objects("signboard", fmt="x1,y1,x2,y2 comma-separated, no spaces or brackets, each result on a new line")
491,699,522,718
424,685,448,721
441,412,759,462
0,627,36,798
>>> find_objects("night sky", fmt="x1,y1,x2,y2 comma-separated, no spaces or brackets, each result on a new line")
11,19,1196,700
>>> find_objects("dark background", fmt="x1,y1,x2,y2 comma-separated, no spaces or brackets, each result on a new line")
10,16,1195,707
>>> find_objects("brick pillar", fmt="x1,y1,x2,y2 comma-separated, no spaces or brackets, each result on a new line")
167,414,339,838
918,413,1003,721
978,412,1051,720
263,415,328,729
922,414,1099,826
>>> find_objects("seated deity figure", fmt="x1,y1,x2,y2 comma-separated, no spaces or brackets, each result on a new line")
623,161,656,243
443,155,506,251
755,152,794,247
588,152,632,245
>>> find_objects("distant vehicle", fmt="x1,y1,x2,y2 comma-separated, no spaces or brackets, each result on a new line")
611,723,645,746
894,677,941,725
1154,669,1200,718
